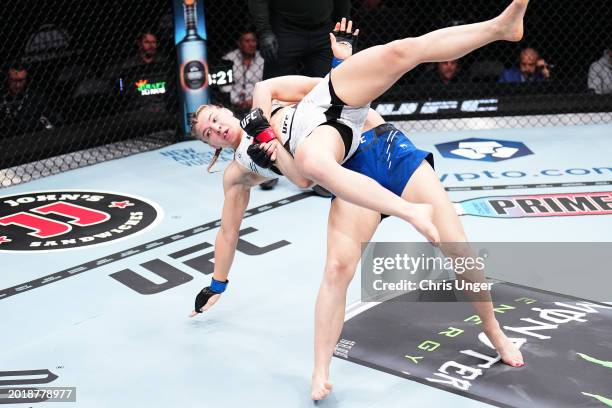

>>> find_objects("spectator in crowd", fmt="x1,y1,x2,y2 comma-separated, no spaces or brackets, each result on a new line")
248,0,350,192
420,59,466,85
1,63,55,136
110,30,174,113
220,30,264,116
588,43,612,94
499,47,551,83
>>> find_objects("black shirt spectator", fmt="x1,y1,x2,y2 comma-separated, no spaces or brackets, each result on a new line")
248,1,349,193
1,63,55,136
248,0,351,79
108,31,174,113
419,60,467,86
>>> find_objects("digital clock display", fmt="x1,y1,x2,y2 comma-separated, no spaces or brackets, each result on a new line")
208,60,234,86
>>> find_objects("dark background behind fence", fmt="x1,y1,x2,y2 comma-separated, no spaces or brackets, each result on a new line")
0,0,179,186
204,0,612,125
1,0,611,187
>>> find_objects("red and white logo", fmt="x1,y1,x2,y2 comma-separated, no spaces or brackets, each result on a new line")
0,191,161,251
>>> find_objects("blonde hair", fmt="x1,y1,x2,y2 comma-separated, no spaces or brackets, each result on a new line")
190,104,222,173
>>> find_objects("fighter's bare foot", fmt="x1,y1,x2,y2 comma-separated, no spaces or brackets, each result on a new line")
311,375,333,401
405,203,440,245
497,0,529,42
484,323,525,367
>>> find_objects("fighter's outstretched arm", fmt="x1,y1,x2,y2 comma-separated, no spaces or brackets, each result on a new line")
190,161,267,316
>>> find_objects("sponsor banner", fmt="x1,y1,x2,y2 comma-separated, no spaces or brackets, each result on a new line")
372,94,612,121
374,98,500,119
445,180,612,192
0,191,161,252
455,191,612,218
440,166,612,184
337,283,612,408
436,138,533,162
159,146,234,167
173,0,209,134
135,80,167,96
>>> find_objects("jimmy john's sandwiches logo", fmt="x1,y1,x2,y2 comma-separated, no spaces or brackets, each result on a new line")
0,191,161,251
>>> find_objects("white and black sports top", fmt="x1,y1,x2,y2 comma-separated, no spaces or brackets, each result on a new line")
234,74,370,175
284,74,370,164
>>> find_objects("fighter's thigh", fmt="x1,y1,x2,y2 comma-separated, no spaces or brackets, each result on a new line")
326,198,380,273
401,161,467,242
294,125,346,170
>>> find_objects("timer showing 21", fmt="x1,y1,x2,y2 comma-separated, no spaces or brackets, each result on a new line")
208,60,234,86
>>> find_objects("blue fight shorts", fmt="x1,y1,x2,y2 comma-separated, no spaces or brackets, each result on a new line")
339,122,434,198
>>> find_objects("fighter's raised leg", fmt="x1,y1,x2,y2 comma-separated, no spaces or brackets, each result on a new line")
401,161,524,367
332,0,529,106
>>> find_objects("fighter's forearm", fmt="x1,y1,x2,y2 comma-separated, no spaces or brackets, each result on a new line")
212,225,240,282
252,82,274,121
214,163,253,283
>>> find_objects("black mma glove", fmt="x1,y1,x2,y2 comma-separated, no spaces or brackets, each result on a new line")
259,31,279,62
194,278,228,314
333,25,359,51
240,108,276,143
247,143,276,169
246,144,282,175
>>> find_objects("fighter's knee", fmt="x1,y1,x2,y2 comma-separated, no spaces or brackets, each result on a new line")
323,260,355,287
386,38,421,63
296,150,329,183
295,153,317,179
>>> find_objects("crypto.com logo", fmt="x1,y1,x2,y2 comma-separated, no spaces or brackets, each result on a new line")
436,138,533,162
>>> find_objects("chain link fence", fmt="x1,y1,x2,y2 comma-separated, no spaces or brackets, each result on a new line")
0,0,179,187
206,0,612,130
2,0,611,187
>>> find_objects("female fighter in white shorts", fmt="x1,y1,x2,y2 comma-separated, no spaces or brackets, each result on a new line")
190,1,529,399
193,0,529,245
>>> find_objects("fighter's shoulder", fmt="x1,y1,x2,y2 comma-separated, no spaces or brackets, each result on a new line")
224,158,267,188
223,160,249,184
